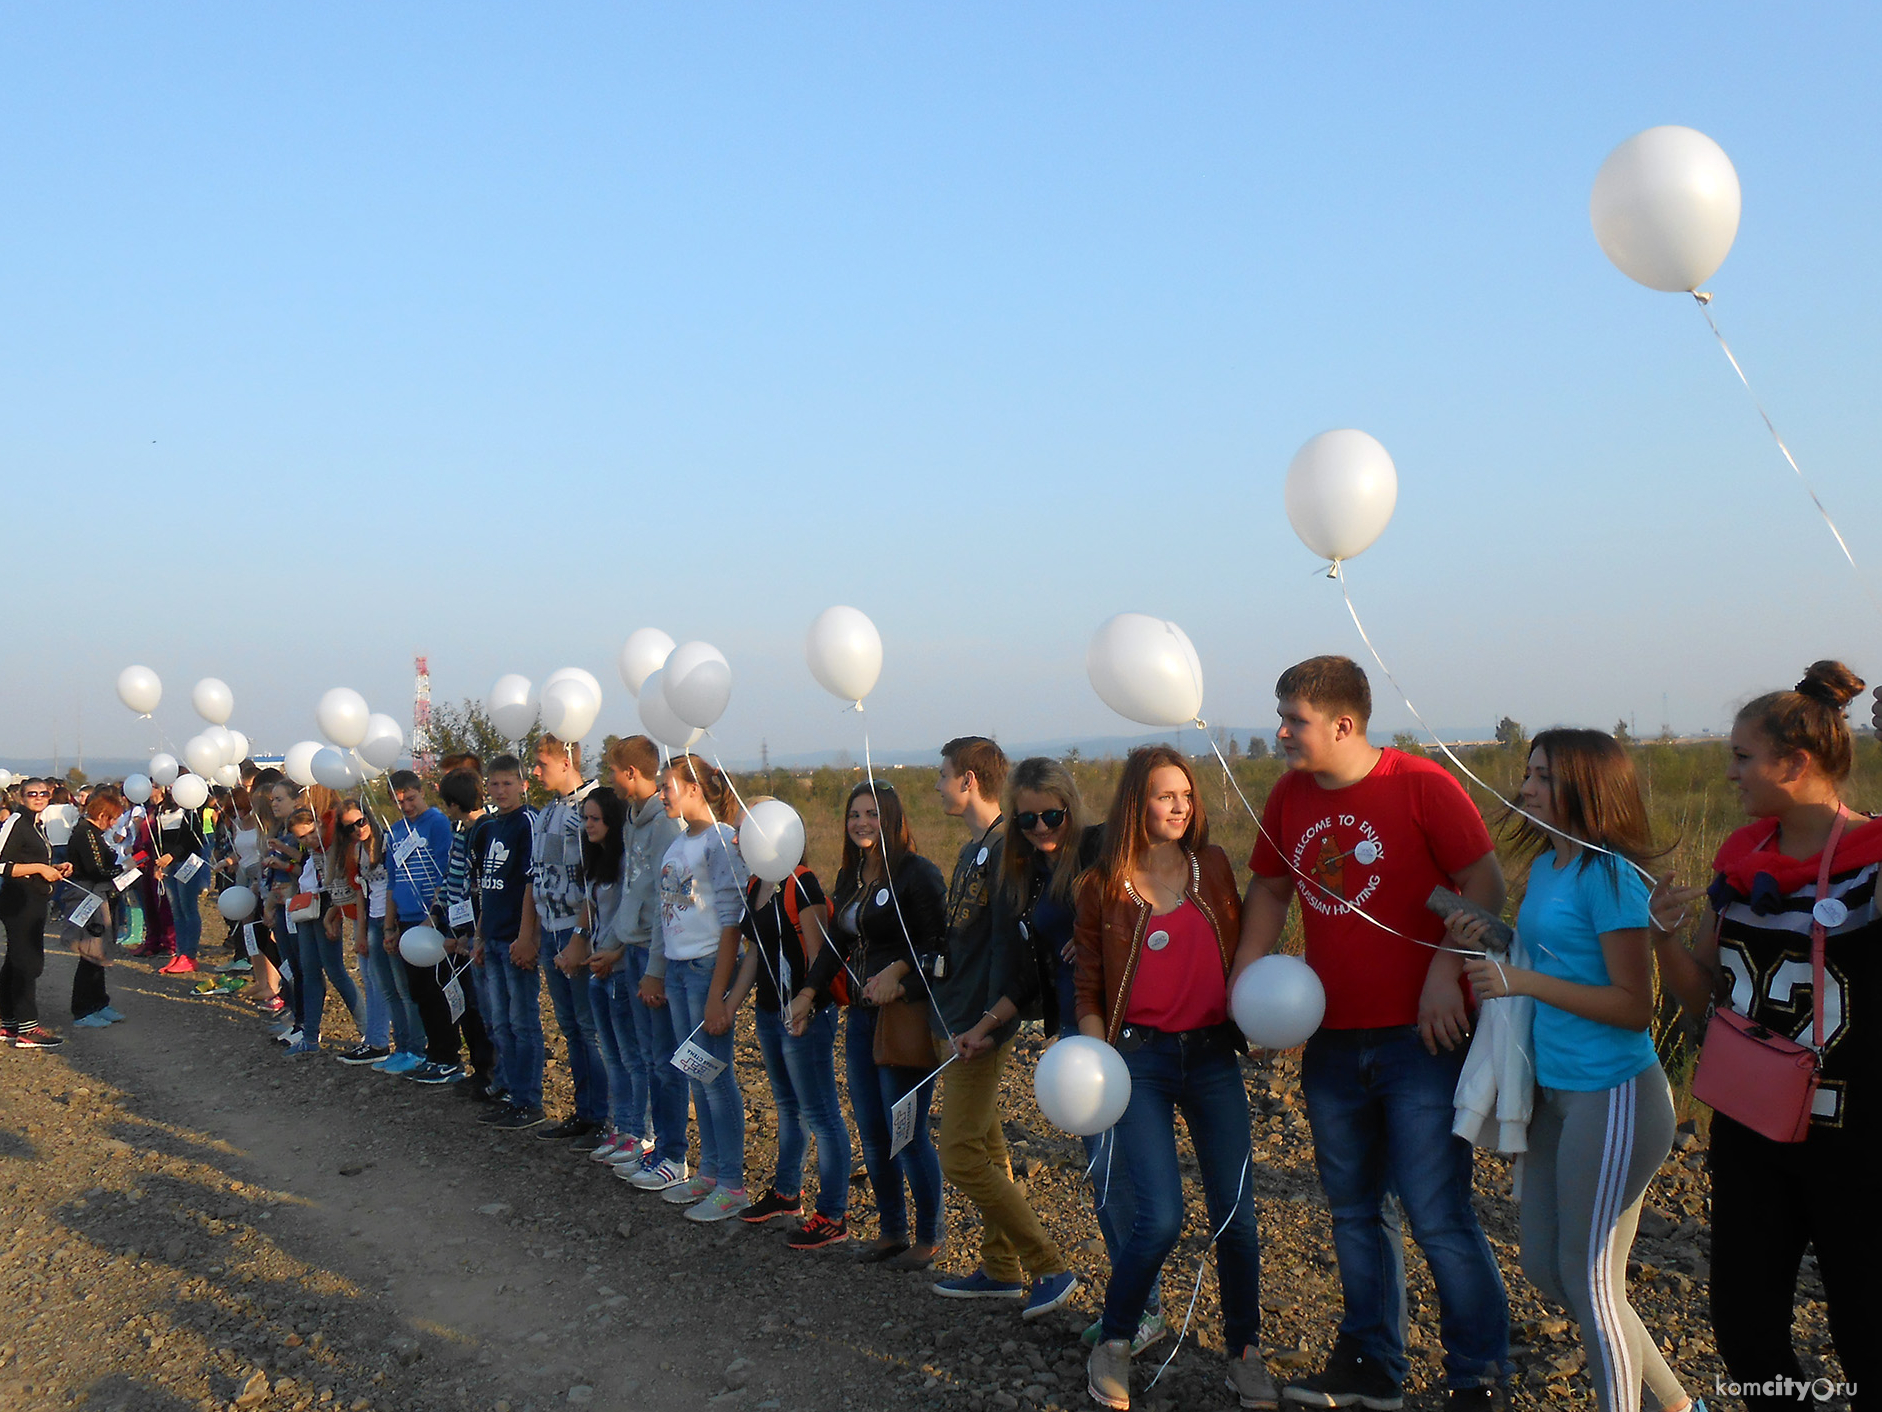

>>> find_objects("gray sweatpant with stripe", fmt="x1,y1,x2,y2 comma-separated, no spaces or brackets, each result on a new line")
1523,1067,1687,1412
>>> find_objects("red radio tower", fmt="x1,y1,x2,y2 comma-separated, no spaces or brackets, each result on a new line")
412,654,435,773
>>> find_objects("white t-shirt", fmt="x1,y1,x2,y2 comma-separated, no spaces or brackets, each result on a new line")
40,803,79,847
657,824,748,963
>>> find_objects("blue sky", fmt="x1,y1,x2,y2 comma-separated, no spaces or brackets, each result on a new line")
4,4,1879,765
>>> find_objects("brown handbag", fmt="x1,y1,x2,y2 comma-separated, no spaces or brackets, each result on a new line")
872,996,938,1070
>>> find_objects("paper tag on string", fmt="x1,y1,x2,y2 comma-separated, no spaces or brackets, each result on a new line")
113,867,141,892
889,1088,920,1158
279,960,295,985
671,1038,727,1084
393,831,423,866
443,974,465,1023
68,893,103,928
243,923,260,957
447,900,474,930
174,854,203,883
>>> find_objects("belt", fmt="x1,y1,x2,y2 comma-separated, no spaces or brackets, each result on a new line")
1115,1020,1243,1053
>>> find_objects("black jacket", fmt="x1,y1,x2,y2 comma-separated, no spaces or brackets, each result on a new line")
989,824,1104,1034
808,852,947,1000
0,809,54,918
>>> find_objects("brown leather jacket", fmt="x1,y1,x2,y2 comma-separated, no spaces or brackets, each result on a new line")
1072,845,1243,1043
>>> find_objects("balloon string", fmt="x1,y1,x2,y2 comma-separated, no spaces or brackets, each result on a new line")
1331,561,1657,889
861,726,956,1043
1145,1151,1251,1390
1693,294,1882,617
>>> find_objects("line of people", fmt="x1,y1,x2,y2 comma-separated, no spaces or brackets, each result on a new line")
2,653,1872,1412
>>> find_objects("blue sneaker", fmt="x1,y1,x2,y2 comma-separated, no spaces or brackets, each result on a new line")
73,1013,114,1029
1022,1270,1079,1321
931,1269,1025,1300
285,1039,320,1058
99,1007,126,1022
383,1052,426,1074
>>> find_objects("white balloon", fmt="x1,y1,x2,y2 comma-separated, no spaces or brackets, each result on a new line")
214,763,243,787
191,677,234,725
184,733,225,779
1230,954,1327,1050
311,745,360,790
544,666,603,702
225,729,250,765
618,629,676,697
148,753,180,787
358,713,405,770
1086,613,1204,728
806,606,883,704
217,884,258,922
1285,429,1399,564
284,740,323,788
0,770,11,789
316,687,371,748
662,641,732,730
202,725,237,766
398,925,448,967
540,678,601,741
1591,125,1742,294
738,800,806,883
1033,1036,1132,1136
117,665,162,715
171,773,210,810
487,674,539,740
637,668,704,750
123,773,153,804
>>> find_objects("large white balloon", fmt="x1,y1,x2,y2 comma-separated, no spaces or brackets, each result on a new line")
316,687,371,748
191,677,234,725
487,674,539,740
184,733,225,779
310,746,364,790
217,885,258,922
1086,614,1204,728
284,740,323,788
202,726,238,767
148,753,180,787
806,606,883,704
123,773,153,805
117,665,162,715
1231,955,1327,1050
618,629,676,698
637,668,704,750
398,925,448,968
225,729,251,765
662,641,732,730
1285,429,1399,564
170,773,210,810
1033,1036,1132,1136
1591,125,1742,293
540,678,601,741
214,763,243,787
544,666,603,702
738,800,806,884
357,713,405,770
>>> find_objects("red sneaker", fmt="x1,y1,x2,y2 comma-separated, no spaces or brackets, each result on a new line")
158,956,198,975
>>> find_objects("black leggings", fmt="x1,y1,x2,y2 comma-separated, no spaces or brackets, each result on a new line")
72,959,109,1018
1710,1116,1872,1409
1,906,49,1026
404,958,493,1072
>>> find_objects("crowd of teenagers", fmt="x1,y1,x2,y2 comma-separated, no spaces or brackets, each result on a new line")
2,653,1874,1412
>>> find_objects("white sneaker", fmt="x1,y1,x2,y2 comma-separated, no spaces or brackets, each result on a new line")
685,1187,750,1223
627,1157,688,1191
605,1143,651,1175
588,1133,629,1163
662,1174,716,1205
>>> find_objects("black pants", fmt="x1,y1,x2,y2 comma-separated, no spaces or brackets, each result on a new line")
1710,1116,1872,1409
1,906,49,1026
266,917,300,1021
405,958,493,1073
72,959,110,1018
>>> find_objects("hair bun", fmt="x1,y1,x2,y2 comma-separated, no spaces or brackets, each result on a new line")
1795,659,1865,711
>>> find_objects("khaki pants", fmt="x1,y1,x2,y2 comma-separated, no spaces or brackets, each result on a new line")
936,1036,1066,1282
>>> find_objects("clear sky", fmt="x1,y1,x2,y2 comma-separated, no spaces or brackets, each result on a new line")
4,4,1879,766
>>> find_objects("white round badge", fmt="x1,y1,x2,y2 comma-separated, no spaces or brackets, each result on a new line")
875,888,890,907
1353,840,1381,865
1813,897,1848,929
976,846,989,867
1146,930,1170,952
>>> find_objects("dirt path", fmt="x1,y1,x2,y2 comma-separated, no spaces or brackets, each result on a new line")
1,935,1839,1412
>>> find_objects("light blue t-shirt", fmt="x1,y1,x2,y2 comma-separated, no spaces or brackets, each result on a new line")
1521,851,1659,1091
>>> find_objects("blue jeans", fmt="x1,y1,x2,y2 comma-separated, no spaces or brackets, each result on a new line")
845,1005,944,1246
541,927,608,1123
164,863,209,960
664,954,745,1189
621,945,689,1163
1102,1031,1263,1350
293,920,361,1046
1302,1026,1510,1388
359,929,390,1049
756,1005,850,1218
483,937,545,1111
471,953,506,1090
592,963,650,1139
272,916,301,1028
1082,1127,1161,1313
363,919,423,1053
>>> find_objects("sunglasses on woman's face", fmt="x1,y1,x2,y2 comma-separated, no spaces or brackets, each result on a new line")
344,818,368,831
24,790,52,799
1016,809,1067,831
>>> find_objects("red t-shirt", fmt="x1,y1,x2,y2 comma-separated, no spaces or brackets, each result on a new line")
1248,748,1493,1029
1123,899,1229,1032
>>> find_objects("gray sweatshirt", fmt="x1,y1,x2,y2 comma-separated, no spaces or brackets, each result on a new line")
620,792,683,979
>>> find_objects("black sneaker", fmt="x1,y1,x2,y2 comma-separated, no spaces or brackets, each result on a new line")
1282,1344,1403,1410
566,1122,609,1152
412,1063,466,1086
491,1105,548,1131
535,1116,598,1142
785,1213,848,1249
739,1189,804,1225
0,1022,17,1047
476,1101,517,1125
338,1044,390,1066
1447,1390,1501,1410
11,1023,65,1051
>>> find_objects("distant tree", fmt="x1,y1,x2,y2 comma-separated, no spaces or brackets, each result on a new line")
1227,735,1242,761
1245,735,1270,760
1613,718,1633,745
1065,745,1082,766
1495,717,1527,754
65,765,88,789
1392,731,1426,756
429,698,543,777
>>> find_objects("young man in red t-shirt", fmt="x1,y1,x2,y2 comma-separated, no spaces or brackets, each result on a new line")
1234,657,1511,1410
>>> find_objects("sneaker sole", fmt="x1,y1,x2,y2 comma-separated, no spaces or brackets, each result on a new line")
337,1055,387,1066
1280,1394,1402,1411
662,1189,710,1205
686,1204,748,1223
1226,1374,1281,1411
933,1285,1025,1300
1088,1378,1130,1411
787,1231,848,1250
738,1207,803,1225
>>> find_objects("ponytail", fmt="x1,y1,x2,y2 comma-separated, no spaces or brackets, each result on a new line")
1737,659,1866,783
